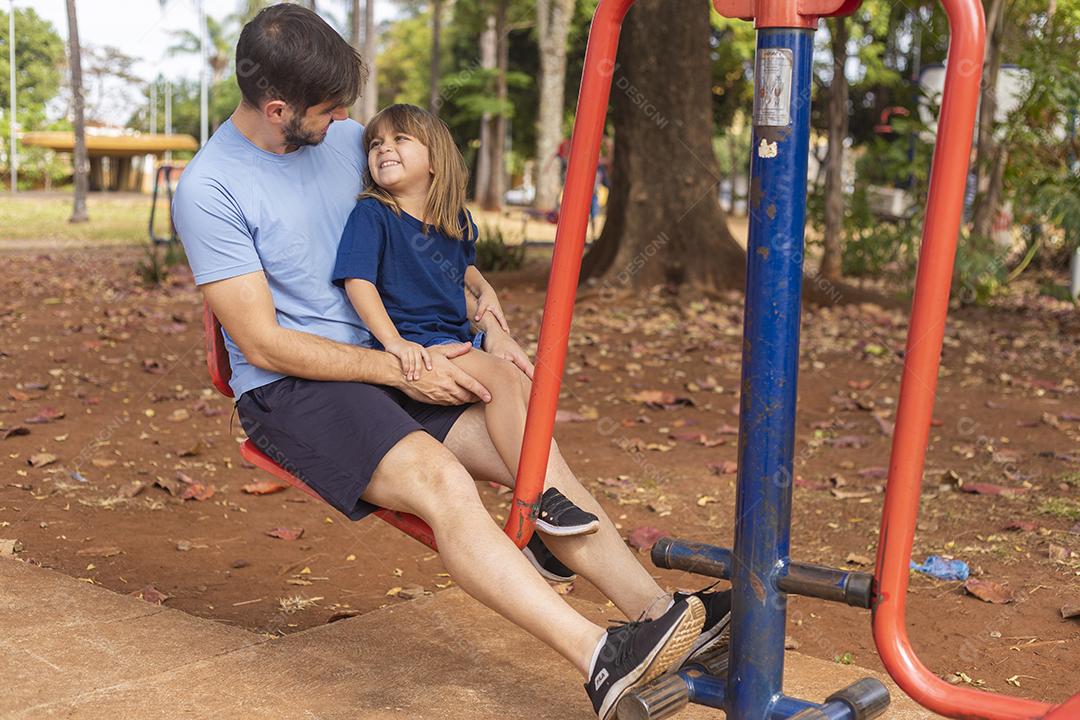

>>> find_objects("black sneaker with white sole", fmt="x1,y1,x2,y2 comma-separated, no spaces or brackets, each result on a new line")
672,587,732,667
536,487,600,536
523,532,576,583
585,595,706,720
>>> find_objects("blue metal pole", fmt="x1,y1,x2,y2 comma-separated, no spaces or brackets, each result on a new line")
727,27,814,720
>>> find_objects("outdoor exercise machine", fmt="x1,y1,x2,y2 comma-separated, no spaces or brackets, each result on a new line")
149,164,181,246
507,0,1079,717
199,0,1079,717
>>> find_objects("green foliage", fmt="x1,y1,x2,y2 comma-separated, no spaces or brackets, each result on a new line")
378,11,436,107
1,6,66,187
0,7,65,127
709,12,755,132
1038,498,1080,521
475,223,525,272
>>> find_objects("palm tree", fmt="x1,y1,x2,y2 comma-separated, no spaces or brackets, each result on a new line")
65,0,88,223
167,15,232,84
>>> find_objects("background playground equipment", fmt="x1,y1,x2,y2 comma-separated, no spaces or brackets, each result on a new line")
20,131,197,193
506,0,1080,717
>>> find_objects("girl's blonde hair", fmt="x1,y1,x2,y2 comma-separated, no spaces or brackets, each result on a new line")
359,103,474,241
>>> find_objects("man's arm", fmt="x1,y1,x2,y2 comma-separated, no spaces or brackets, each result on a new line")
202,271,490,404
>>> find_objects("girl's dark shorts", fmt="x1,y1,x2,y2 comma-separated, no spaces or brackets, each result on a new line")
236,377,473,520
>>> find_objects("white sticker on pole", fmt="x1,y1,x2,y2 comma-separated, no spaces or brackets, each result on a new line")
753,48,793,127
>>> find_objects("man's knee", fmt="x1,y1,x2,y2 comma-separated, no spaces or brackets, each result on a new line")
368,433,478,514
414,459,484,517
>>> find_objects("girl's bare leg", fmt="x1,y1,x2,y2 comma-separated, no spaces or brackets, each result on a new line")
442,380,670,621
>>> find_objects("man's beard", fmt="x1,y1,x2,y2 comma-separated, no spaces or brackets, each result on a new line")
283,113,325,147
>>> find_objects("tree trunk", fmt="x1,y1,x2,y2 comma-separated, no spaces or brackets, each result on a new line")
580,0,744,292
970,0,1007,240
820,16,848,281
66,0,89,223
350,0,364,119
429,0,443,114
473,15,497,203
360,0,378,121
533,0,574,210
479,0,509,211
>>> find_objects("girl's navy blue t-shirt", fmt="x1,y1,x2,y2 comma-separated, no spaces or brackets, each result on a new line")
332,197,478,348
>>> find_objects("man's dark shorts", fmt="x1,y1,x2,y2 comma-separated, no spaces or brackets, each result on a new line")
236,377,472,520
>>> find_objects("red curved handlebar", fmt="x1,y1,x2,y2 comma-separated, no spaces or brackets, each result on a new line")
871,0,1058,717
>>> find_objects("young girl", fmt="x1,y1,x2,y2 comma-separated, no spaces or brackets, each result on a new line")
333,103,597,537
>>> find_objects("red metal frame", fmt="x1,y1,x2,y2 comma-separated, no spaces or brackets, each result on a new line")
863,0,1069,718
203,304,499,552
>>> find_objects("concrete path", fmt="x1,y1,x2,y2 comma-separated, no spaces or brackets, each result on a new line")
1,557,935,719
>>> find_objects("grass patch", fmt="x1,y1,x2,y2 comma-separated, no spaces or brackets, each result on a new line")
1055,471,1080,488
0,192,156,246
1037,498,1080,521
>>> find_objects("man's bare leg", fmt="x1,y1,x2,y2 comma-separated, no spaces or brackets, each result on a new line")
360,429,604,676
444,404,671,621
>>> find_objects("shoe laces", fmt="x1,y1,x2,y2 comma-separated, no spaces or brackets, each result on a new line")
601,619,645,669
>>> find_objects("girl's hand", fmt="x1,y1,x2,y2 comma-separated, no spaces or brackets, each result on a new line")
475,286,509,332
385,339,433,382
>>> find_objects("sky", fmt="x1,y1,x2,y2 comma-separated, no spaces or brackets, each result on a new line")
18,0,392,126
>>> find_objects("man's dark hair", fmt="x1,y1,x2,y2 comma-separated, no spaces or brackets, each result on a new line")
235,4,366,112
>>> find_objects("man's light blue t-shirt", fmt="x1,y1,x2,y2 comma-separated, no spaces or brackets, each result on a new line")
173,118,371,397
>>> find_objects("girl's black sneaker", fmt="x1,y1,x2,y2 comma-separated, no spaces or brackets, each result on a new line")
536,487,600,536
523,533,576,583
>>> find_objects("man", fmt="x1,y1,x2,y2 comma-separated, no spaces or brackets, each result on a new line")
173,6,730,718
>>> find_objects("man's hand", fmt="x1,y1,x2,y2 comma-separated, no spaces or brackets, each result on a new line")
482,325,535,379
396,343,492,405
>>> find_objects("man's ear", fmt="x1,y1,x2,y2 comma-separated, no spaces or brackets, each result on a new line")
264,99,289,125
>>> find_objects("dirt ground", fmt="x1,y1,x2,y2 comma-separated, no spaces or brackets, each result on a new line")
1,246,1077,707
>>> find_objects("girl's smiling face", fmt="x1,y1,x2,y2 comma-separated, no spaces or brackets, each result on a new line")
367,129,433,194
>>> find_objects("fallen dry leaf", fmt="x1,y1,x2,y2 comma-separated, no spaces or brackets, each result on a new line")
75,546,122,557
265,527,304,541
964,578,1015,604
629,390,694,410
24,407,64,425
0,539,23,556
27,452,58,468
130,585,170,605
627,526,667,552
242,481,291,495
1,426,30,440
708,460,738,475
961,483,1028,497
177,440,204,457
1001,521,1038,532
1048,544,1069,562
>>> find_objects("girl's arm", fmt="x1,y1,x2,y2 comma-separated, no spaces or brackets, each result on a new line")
464,265,509,332
344,279,431,381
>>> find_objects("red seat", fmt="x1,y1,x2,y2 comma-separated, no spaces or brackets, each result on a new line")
203,304,437,550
